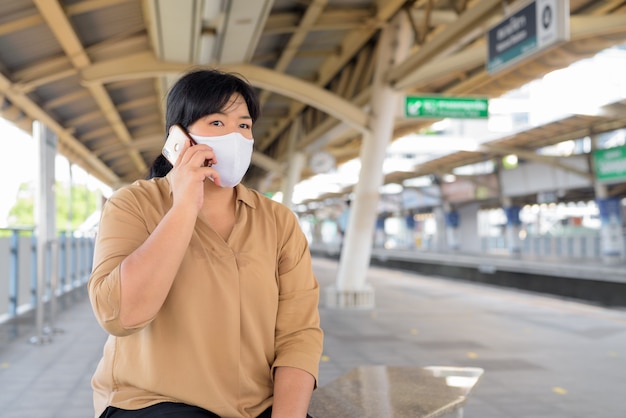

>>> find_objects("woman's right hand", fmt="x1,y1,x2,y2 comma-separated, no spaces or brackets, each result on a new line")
169,138,221,213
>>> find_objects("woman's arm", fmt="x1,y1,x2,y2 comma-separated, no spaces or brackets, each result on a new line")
90,142,218,331
118,142,219,327
272,366,315,418
117,203,197,327
270,207,323,416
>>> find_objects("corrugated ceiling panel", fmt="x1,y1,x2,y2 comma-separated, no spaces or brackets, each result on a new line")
107,79,156,104
0,0,37,24
0,24,63,72
70,0,145,47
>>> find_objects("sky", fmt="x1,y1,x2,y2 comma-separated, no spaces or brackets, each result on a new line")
0,119,36,226
0,118,111,228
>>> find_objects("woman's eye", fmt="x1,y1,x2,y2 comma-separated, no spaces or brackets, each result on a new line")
239,123,251,129
209,120,223,126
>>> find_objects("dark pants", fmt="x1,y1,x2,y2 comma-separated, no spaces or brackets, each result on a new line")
100,402,312,418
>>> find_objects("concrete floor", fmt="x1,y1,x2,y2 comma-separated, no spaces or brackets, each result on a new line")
1,256,625,417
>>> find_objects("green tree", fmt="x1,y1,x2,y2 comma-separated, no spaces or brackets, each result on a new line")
6,182,35,227
6,180,100,232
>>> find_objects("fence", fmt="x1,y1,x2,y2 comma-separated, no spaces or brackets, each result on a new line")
0,227,96,340
480,233,626,259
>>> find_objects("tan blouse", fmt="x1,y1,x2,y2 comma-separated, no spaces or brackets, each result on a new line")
88,174,323,418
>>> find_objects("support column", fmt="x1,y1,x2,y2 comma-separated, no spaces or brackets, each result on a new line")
596,188,624,263
457,202,480,253
32,120,57,344
281,120,304,209
404,210,417,249
444,206,460,251
591,134,624,263
432,206,447,251
327,13,411,309
502,197,522,254
281,152,306,208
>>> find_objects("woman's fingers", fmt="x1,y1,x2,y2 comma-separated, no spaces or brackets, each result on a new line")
203,167,221,187
181,143,217,168
174,144,221,186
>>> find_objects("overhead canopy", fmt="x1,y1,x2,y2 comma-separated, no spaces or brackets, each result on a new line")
0,0,625,200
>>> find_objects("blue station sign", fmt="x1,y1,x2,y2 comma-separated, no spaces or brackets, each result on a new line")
487,0,569,74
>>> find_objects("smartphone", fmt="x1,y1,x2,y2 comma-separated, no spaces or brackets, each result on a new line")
162,124,196,165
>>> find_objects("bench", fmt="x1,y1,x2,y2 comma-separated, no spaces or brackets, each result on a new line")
309,365,484,418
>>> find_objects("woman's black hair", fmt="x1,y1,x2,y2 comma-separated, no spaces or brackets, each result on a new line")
146,68,260,179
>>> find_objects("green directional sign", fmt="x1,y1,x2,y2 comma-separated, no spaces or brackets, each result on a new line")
404,96,489,119
593,146,626,183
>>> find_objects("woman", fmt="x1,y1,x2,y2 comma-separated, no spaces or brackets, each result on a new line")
88,69,323,418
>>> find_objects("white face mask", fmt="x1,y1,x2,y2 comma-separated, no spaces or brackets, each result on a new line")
189,132,254,188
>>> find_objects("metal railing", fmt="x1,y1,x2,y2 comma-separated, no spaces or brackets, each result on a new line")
0,227,96,342
480,234,626,260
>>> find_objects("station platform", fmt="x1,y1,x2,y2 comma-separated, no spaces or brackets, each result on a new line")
1,256,625,417
311,243,626,307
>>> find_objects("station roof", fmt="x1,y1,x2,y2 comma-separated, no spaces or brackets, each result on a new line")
1,0,625,204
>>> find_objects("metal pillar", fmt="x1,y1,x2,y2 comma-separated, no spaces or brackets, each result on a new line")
433,206,447,252
49,239,60,332
444,206,460,251
596,190,624,263
591,134,625,263
328,13,411,308
31,121,58,345
502,197,522,254
8,229,19,318
281,120,305,209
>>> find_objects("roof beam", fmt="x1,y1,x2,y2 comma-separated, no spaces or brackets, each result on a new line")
33,0,146,176
43,90,91,111
258,0,406,151
387,0,502,86
445,13,626,97
259,0,328,107
479,144,592,179
0,14,42,37
117,96,157,112
263,8,372,35
79,52,369,134
393,45,485,91
0,72,120,186
65,0,135,16
0,0,135,37
66,109,106,129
